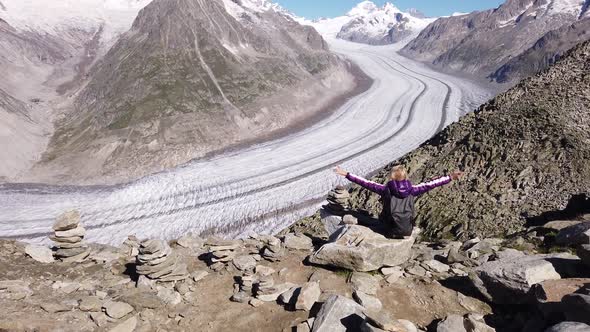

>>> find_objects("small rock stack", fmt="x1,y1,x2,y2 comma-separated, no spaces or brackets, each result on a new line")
120,236,140,258
231,268,255,303
206,239,239,271
259,235,284,262
255,275,276,298
325,186,350,214
136,240,188,282
50,210,90,262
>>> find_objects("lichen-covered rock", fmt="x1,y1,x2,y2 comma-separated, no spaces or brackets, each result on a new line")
309,225,417,272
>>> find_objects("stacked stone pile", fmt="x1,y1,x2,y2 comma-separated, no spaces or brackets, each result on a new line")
120,235,140,257
136,240,188,282
325,186,350,214
50,210,90,262
259,235,284,262
206,239,240,271
231,268,255,303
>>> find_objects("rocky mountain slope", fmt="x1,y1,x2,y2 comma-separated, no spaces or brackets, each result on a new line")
308,1,435,44
2,0,359,184
348,39,590,240
401,0,590,83
0,0,154,182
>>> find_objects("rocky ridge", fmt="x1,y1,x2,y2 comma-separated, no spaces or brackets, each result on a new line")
7,198,590,331
401,0,590,83
347,39,590,240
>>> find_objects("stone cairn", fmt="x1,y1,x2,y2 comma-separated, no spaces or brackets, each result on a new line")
231,267,255,303
206,239,239,272
255,274,276,298
120,235,140,258
258,235,284,262
325,186,350,214
50,210,90,262
136,239,189,282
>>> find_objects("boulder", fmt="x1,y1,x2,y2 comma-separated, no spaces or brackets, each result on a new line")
312,295,364,332
556,222,590,246
25,244,54,263
283,233,313,251
309,225,418,272
437,315,466,332
343,215,358,225
103,301,134,319
545,322,590,332
279,286,299,305
470,254,567,304
351,272,380,295
353,291,382,311
295,281,321,311
52,210,81,231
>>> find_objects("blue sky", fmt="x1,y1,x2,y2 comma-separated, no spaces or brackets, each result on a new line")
274,0,505,19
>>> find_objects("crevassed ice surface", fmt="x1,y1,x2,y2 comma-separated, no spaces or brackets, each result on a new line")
0,39,491,245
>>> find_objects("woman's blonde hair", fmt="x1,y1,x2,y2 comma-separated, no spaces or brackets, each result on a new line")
390,165,407,181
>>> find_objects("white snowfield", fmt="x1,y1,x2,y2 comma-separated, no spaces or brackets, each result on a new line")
0,39,491,246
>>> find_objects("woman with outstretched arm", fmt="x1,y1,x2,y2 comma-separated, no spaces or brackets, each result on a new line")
334,165,463,237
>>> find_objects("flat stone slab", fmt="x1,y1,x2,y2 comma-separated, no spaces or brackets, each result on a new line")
309,225,418,272
25,244,54,263
470,254,574,304
52,210,80,231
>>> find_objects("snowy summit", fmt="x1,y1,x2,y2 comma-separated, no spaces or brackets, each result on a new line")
304,1,436,45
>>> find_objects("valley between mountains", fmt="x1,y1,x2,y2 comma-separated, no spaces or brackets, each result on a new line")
0,39,489,245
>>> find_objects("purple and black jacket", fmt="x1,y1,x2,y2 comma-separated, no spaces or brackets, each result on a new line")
345,173,452,198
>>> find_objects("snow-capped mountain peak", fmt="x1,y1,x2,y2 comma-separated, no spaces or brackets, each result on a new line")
327,1,436,45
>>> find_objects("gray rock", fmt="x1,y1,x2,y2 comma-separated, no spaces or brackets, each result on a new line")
309,225,417,272
40,302,71,313
437,314,467,332
398,320,418,332
353,291,382,311
103,301,134,319
360,320,387,332
231,291,251,303
249,298,264,308
52,210,81,231
279,286,299,305
25,244,54,263
422,260,450,273
232,255,257,271
556,222,590,246
192,270,209,282
79,296,102,312
311,295,364,332
470,254,566,304
351,272,380,295
545,322,590,332
109,316,137,332
156,287,182,305
295,281,321,311
283,233,313,251
54,225,86,238
494,248,526,260
258,283,296,302
543,220,585,231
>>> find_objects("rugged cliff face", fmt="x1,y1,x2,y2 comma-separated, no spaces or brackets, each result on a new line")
401,0,590,83
25,0,358,184
349,40,590,240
